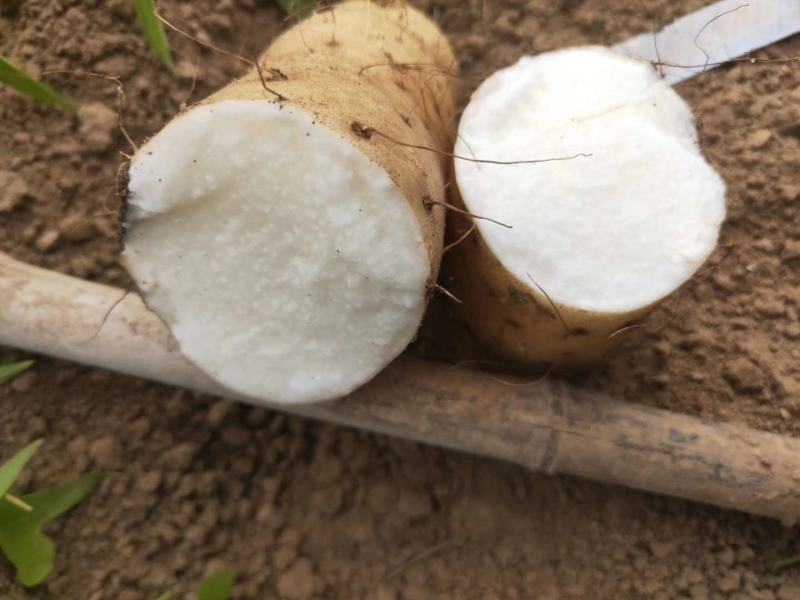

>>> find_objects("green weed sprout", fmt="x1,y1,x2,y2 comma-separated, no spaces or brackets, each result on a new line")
0,440,100,586
0,58,75,110
134,0,177,74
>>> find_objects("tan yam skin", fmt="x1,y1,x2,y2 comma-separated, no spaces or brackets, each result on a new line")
203,0,459,287
442,183,657,367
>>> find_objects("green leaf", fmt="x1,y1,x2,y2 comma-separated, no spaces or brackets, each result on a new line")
274,0,316,19
197,570,235,600
0,57,76,110
0,360,34,386
0,473,101,587
0,440,42,499
155,593,174,600
134,0,176,74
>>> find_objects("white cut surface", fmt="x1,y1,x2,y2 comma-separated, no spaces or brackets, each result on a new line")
124,100,429,404
455,46,726,314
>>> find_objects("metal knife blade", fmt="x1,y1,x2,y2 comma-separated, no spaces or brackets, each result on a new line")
614,0,800,84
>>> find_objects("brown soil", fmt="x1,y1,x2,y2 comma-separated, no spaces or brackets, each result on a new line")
0,0,798,598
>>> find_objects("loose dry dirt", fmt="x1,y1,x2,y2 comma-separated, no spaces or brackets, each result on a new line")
0,0,798,598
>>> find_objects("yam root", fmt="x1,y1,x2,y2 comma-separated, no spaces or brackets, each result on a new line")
446,47,725,366
121,1,459,404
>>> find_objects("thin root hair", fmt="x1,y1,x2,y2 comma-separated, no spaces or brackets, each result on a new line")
428,282,463,304
443,222,477,253
351,121,591,166
609,323,644,339
42,69,137,153
640,3,800,76
424,198,512,229
358,61,481,82
693,3,750,72
526,272,571,335
154,10,287,101
178,60,200,111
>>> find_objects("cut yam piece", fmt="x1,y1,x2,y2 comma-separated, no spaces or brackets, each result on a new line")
122,1,459,404
448,46,726,365
125,102,429,404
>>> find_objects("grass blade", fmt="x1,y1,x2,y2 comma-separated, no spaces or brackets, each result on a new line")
274,0,316,19
0,440,42,499
0,58,75,110
0,472,101,587
0,360,34,386
134,0,176,74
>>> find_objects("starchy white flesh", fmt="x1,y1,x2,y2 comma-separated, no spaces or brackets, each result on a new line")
455,46,726,313
124,100,429,404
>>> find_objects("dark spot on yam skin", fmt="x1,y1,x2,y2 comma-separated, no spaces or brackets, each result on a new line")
268,68,288,81
570,327,590,336
401,114,411,126
507,286,535,305
422,194,434,213
504,318,521,329
506,283,557,320
351,121,373,139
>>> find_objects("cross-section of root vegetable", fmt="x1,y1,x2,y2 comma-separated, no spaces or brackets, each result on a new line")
446,46,725,366
122,1,458,404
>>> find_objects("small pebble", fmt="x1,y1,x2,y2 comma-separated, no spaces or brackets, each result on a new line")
78,102,118,152
138,470,162,494
207,400,235,426
723,358,766,395
783,323,800,340
781,239,800,261
277,558,316,600
0,170,29,212
747,129,772,148
59,213,96,242
35,229,61,252
89,436,118,467
106,0,134,17
162,442,199,470
754,299,785,319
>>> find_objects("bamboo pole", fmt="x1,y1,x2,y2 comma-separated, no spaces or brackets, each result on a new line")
1,252,799,523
